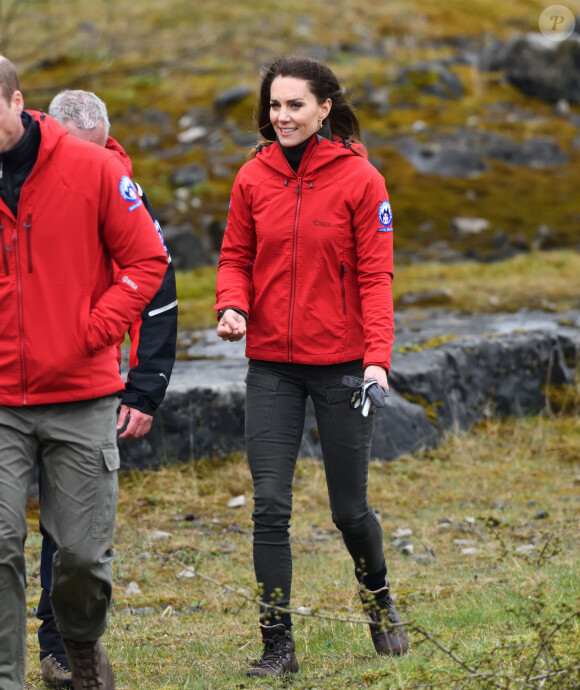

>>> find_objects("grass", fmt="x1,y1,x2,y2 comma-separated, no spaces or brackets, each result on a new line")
23,411,580,688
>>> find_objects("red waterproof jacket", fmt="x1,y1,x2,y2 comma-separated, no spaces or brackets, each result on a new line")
216,135,394,371
0,112,168,406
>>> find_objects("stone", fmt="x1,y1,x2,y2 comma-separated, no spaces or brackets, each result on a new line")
169,163,208,187
398,289,453,307
125,582,142,596
453,539,476,548
161,224,212,270
450,217,491,236
227,495,246,508
214,86,252,109
150,530,172,541
461,547,479,555
137,133,161,150
392,136,487,177
392,527,413,539
176,126,208,145
395,61,464,99
391,538,412,552
505,34,580,103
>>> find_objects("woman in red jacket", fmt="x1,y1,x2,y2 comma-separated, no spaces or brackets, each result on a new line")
216,55,408,677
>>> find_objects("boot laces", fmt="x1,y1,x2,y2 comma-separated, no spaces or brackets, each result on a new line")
375,591,399,625
70,645,103,689
258,635,290,668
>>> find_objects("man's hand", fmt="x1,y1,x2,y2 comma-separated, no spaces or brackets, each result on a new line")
364,365,389,390
117,405,153,439
217,308,247,342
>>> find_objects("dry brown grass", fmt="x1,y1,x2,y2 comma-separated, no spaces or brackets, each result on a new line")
23,412,580,688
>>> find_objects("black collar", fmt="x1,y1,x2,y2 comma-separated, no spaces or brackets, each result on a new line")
278,118,332,173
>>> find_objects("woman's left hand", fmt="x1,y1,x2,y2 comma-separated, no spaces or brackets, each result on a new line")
364,365,388,390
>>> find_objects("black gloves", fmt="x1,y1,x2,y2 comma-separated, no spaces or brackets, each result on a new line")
341,376,389,417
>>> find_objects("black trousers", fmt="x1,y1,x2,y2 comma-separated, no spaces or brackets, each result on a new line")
245,359,387,626
37,528,64,657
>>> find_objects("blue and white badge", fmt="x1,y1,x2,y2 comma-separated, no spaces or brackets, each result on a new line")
378,200,393,231
119,175,142,211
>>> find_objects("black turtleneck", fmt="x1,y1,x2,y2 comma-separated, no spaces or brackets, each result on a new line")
278,118,332,174
0,111,41,217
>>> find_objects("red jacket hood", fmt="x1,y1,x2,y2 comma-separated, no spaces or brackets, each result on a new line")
256,135,368,176
106,136,133,177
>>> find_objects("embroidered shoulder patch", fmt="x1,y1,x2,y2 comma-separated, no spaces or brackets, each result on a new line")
119,175,142,211
378,200,393,231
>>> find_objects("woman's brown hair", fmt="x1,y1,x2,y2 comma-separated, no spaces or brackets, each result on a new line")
250,56,361,156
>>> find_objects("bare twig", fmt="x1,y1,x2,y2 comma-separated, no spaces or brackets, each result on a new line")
186,565,408,628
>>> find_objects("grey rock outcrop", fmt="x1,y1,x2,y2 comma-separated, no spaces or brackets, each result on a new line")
162,224,212,269
504,33,580,103
392,129,567,178
394,61,464,99
118,309,580,469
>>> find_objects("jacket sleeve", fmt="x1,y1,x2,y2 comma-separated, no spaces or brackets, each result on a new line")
215,169,256,316
122,189,178,415
87,157,168,354
350,163,395,372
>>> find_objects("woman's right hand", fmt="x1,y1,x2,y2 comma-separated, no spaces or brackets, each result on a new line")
217,309,247,342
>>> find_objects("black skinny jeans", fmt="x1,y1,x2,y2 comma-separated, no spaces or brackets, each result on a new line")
245,359,387,626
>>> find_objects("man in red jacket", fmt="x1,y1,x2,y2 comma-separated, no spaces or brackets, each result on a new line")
0,57,167,690
29,88,178,688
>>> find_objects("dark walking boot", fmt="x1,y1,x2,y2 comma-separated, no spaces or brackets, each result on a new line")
63,639,115,689
246,623,299,677
359,580,409,656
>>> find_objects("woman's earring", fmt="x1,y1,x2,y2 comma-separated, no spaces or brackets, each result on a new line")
319,120,323,129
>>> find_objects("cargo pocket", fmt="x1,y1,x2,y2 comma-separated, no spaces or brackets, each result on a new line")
325,382,374,450
91,445,120,539
244,367,279,440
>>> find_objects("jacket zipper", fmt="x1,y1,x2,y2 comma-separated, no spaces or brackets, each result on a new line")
0,223,8,276
288,179,302,362
340,261,347,315
13,220,28,403
285,141,320,362
24,214,32,272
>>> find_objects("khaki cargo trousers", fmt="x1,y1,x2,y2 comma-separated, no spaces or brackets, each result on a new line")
0,396,120,690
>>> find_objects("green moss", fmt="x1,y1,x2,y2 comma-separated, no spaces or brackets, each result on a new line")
396,334,457,353
542,383,580,415
401,393,442,426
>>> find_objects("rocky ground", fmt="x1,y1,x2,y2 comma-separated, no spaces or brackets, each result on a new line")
118,308,580,468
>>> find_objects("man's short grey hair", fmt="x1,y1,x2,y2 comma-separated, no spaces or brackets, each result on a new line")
48,89,110,138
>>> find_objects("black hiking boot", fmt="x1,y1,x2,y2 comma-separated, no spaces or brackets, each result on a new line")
63,638,115,689
40,652,73,688
246,623,299,677
359,580,409,656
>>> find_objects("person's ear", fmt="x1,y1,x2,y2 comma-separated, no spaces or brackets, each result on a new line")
11,90,24,115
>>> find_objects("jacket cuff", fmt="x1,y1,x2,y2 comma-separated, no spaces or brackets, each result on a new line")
363,362,390,375
217,306,248,322
121,391,157,416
